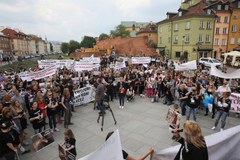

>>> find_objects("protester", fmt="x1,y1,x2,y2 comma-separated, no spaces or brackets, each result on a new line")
172,120,208,160
29,101,45,134
211,91,231,131
117,77,126,109
61,129,77,158
61,88,74,128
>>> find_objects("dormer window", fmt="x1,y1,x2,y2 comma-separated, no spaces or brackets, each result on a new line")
179,11,182,16
217,5,221,10
225,5,229,10
207,9,211,15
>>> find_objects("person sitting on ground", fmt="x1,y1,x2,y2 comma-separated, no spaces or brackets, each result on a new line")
105,131,154,160
126,86,135,102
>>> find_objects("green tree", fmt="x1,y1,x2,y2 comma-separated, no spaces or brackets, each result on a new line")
99,33,109,41
68,40,80,53
61,42,69,53
148,40,157,48
110,25,130,38
80,36,96,48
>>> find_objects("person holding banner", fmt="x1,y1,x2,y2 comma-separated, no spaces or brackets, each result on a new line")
172,120,208,160
105,131,154,160
211,91,231,131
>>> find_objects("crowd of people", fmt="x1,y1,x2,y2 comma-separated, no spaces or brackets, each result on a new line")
0,55,239,160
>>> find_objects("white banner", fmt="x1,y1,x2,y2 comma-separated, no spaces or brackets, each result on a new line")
174,60,197,71
82,57,100,64
132,57,151,64
78,129,123,160
229,93,240,113
210,66,240,79
19,65,57,81
38,60,74,69
111,61,126,70
73,61,99,71
151,125,240,160
73,86,95,106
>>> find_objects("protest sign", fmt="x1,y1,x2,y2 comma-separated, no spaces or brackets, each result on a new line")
73,61,99,71
31,129,55,152
182,70,195,77
82,57,100,64
78,129,122,160
229,93,240,113
210,65,240,79
19,65,57,81
59,144,76,160
165,107,181,128
174,60,197,71
73,86,95,106
38,60,74,69
151,125,240,160
131,57,151,64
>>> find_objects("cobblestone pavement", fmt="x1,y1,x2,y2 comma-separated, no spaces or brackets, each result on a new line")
20,96,240,160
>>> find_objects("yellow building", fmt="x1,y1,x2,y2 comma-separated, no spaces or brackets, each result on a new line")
136,22,158,44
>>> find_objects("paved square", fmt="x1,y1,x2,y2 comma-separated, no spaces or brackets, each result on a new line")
20,96,240,160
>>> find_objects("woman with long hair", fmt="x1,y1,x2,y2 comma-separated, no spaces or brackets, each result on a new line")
61,88,74,128
61,129,77,157
173,120,208,160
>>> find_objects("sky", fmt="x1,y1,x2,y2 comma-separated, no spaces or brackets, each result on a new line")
0,0,180,42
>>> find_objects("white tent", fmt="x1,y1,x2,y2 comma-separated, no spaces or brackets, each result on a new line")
223,51,240,66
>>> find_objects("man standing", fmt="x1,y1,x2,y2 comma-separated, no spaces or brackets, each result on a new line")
96,78,105,115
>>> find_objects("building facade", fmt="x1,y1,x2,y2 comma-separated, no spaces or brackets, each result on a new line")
136,22,158,44
121,21,148,37
157,0,216,61
0,32,12,60
50,41,62,53
228,0,240,52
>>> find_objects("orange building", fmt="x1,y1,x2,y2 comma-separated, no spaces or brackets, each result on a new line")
136,22,158,45
228,0,240,52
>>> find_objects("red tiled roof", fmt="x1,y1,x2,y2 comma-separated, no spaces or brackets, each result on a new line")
96,37,158,56
1,28,27,39
137,23,157,34
183,1,209,17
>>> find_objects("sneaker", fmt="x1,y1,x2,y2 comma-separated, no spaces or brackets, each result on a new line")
119,106,122,108
122,106,124,109
211,126,216,130
51,129,54,133
220,128,224,132
54,128,60,132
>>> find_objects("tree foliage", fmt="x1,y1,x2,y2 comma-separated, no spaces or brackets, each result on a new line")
110,25,130,38
80,36,96,48
49,42,53,52
61,42,69,53
68,40,80,53
148,40,157,48
99,33,109,41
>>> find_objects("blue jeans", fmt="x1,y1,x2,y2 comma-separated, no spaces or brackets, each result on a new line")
180,100,187,115
186,106,197,121
214,110,228,129
48,114,56,129
97,100,105,113
119,94,125,106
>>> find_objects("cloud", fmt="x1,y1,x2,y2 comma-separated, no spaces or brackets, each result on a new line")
0,0,180,42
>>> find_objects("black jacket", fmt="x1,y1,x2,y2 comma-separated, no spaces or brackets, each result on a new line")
175,137,208,160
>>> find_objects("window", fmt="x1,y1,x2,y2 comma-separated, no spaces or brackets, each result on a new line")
185,22,190,29
238,38,240,44
200,21,204,29
175,52,181,58
206,21,211,29
222,39,226,45
159,27,163,33
217,5,221,10
199,34,203,42
206,35,210,42
223,28,228,34
216,28,220,34
224,16,228,23
215,38,219,45
233,15,238,19
174,35,178,43
159,37,162,44
230,38,235,44
207,9,211,15
216,16,221,23
174,23,178,31
232,25,236,32
225,5,229,10
184,34,189,42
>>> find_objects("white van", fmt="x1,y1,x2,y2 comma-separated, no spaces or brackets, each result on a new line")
199,57,222,68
